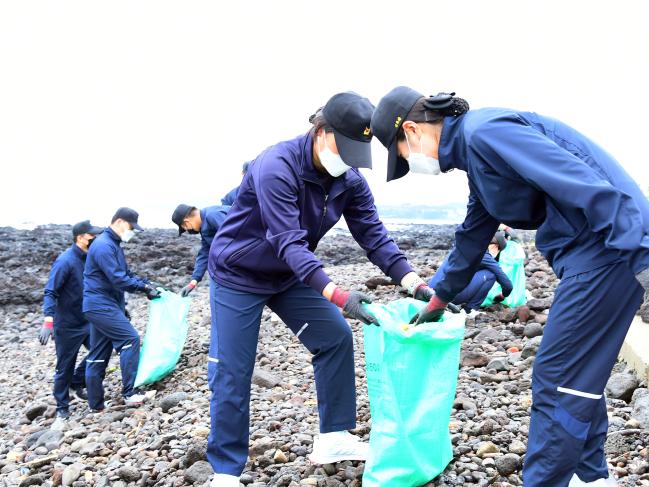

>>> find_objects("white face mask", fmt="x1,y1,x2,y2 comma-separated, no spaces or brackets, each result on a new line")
405,130,441,175
318,133,350,178
121,228,135,243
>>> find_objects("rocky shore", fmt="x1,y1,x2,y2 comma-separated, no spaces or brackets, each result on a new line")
1,224,648,486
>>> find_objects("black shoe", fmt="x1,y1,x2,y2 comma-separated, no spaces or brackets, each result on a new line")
71,388,88,401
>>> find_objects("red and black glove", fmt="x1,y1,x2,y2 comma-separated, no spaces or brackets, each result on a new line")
331,288,379,326
493,293,505,303
410,293,448,325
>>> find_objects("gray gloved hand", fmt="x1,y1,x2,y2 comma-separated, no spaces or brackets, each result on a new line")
143,284,161,300
636,268,649,292
39,320,53,345
413,284,434,302
342,291,379,326
180,280,197,297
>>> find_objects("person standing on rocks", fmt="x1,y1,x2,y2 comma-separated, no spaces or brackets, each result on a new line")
371,86,649,487
40,220,104,428
205,92,435,486
429,232,512,313
83,207,161,411
171,204,230,297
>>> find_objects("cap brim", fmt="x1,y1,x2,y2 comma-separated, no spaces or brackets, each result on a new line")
87,226,104,235
333,129,372,169
132,222,144,231
386,139,410,182
177,226,185,236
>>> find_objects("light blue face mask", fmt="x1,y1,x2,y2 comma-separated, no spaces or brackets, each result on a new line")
405,130,440,175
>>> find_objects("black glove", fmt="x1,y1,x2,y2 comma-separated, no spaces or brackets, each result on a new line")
342,291,379,326
493,293,505,303
180,281,197,297
143,284,161,300
125,309,131,321
39,321,53,345
410,293,448,325
413,284,434,302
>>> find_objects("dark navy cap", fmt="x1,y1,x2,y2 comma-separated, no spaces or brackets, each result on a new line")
370,86,423,182
322,92,374,169
111,207,143,231
72,220,103,237
171,204,196,236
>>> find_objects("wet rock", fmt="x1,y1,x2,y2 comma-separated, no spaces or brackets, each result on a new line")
252,368,281,389
516,306,531,323
160,392,188,413
19,475,45,487
487,357,509,372
606,373,639,402
184,460,213,484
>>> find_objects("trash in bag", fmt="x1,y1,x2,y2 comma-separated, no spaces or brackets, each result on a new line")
482,239,527,308
134,289,191,388
362,298,466,487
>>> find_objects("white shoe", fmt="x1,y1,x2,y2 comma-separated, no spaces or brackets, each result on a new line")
124,393,146,407
569,473,618,486
210,473,240,487
308,431,368,464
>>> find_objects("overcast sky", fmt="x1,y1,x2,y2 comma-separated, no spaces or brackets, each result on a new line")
1,1,647,228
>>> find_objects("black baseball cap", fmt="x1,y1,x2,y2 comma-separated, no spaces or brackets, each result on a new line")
72,220,103,238
371,86,424,182
111,207,143,231
171,204,196,236
321,92,374,169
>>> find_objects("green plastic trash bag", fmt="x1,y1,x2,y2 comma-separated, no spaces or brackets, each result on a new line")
482,239,527,308
362,298,466,487
134,290,191,388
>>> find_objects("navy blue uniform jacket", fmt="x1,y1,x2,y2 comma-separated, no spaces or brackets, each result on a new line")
209,133,412,294
43,245,87,327
191,205,229,282
83,228,149,312
434,108,649,302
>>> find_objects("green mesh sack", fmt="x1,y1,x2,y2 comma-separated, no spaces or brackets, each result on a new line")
482,240,527,308
362,298,466,487
134,290,191,388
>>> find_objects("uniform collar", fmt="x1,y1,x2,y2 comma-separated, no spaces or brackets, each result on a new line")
200,208,208,234
438,115,468,173
71,244,87,259
105,227,121,242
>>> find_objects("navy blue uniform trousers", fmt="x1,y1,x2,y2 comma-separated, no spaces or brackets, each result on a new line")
84,307,141,410
430,269,496,311
207,278,356,476
523,262,643,486
53,324,90,413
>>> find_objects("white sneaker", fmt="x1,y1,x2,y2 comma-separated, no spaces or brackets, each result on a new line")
308,431,368,464
210,474,240,487
124,393,146,407
569,473,618,486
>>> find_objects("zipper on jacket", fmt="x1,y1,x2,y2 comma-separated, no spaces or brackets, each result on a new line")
316,193,329,238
